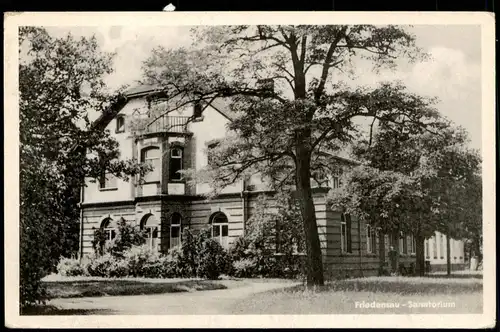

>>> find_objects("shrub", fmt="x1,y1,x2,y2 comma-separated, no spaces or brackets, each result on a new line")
179,227,198,277
87,254,115,277
227,192,306,279
142,256,168,278
92,228,107,257
196,238,230,280
228,236,251,261
107,258,129,278
164,246,187,277
122,244,161,277
378,265,391,276
232,258,258,278
108,219,147,258
56,257,85,277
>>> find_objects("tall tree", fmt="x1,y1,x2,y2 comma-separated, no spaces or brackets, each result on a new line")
140,25,440,285
19,27,148,307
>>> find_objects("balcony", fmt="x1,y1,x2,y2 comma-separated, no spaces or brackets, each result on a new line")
144,115,191,134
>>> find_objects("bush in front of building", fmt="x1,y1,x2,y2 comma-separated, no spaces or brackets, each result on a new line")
86,253,129,278
55,226,235,280
227,193,306,279
196,238,231,280
56,257,86,277
108,219,148,258
232,257,258,278
122,244,162,278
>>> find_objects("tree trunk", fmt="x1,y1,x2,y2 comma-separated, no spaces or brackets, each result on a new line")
446,233,451,276
393,230,400,274
295,148,324,286
415,233,425,276
474,237,482,270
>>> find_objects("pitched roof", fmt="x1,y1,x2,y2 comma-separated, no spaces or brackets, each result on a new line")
93,84,239,129
123,84,161,98
206,97,239,121
92,84,358,164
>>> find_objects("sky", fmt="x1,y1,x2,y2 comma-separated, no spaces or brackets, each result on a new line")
46,25,483,151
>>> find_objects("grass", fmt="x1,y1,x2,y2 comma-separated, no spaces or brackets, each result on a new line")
229,276,483,314
42,277,238,299
22,277,250,315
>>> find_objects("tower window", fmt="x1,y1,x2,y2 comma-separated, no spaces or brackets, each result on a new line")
170,147,183,181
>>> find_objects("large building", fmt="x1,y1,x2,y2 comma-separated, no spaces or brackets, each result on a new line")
79,84,465,277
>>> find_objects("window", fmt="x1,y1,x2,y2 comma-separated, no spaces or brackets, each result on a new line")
141,146,161,183
366,224,377,254
169,147,183,181
99,171,117,190
341,213,352,253
433,235,438,259
399,231,407,254
100,218,117,250
193,101,203,118
116,115,125,133
409,234,416,254
330,170,342,189
331,176,340,189
170,213,182,249
141,214,159,252
440,233,445,259
425,239,430,258
210,212,229,249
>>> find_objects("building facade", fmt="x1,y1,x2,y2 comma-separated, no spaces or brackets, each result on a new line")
424,231,466,271
80,84,465,277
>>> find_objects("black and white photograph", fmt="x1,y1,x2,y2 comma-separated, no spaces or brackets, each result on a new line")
4,11,496,328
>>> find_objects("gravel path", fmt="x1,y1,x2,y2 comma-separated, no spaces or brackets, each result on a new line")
47,280,300,315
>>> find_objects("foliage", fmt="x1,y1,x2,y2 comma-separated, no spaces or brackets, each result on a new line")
162,246,186,278
178,227,199,277
141,25,441,285
228,192,306,279
56,257,86,277
122,244,162,278
107,219,148,258
232,258,259,278
196,238,231,280
92,228,108,257
328,122,482,275
86,254,126,278
19,27,150,307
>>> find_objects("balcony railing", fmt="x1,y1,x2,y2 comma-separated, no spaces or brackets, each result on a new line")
145,115,190,134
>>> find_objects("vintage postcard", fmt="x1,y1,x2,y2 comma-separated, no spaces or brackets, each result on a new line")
4,11,496,328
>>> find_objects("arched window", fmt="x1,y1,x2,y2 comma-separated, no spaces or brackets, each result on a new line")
141,146,161,183
141,214,159,251
100,218,117,249
169,147,183,181
170,213,182,249
210,212,229,249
